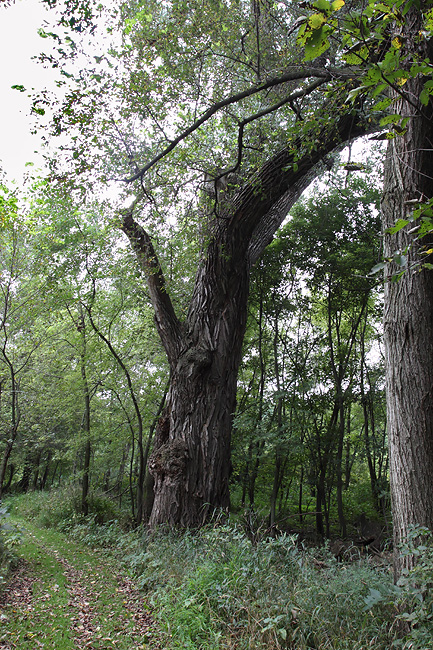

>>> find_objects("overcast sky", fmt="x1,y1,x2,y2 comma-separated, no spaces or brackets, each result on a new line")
0,0,59,183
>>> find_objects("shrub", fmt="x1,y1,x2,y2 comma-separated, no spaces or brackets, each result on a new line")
392,526,433,649
361,526,433,650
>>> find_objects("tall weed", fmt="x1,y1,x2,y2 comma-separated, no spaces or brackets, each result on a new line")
8,491,432,650
363,525,433,650
130,524,397,649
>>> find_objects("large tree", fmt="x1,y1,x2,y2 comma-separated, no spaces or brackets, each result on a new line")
300,0,433,577
12,0,433,550
380,4,433,577
121,115,372,526
34,0,378,527
11,1,433,578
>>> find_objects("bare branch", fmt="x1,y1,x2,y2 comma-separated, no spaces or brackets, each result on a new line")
219,77,329,182
125,66,359,182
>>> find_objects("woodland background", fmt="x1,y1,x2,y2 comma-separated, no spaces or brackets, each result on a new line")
2,1,433,647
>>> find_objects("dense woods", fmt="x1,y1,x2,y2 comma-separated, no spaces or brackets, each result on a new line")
0,159,386,532
2,0,433,612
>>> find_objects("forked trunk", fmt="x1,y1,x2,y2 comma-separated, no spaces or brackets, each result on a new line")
122,109,370,528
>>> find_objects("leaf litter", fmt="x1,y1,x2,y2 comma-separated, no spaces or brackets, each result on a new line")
0,528,162,649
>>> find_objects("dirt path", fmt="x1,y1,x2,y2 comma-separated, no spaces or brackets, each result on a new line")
0,523,163,650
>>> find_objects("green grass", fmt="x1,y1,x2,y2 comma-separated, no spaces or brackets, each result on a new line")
4,533,72,649
132,525,398,650
0,517,159,650
5,491,433,650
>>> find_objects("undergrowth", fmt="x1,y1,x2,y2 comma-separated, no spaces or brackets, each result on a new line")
7,485,125,530
7,490,433,650
0,503,20,589
125,525,398,650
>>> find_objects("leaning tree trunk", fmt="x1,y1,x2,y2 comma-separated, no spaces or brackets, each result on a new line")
148,272,248,526
382,5,433,580
122,109,370,528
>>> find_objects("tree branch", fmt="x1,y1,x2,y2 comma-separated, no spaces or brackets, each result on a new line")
233,106,378,262
220,77,329,183
120,208,183,365
247,165,323,267
124,66,359,182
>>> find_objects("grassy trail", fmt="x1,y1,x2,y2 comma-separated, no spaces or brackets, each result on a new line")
0,519,161,650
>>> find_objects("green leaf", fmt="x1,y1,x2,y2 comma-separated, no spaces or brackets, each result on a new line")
309,13,327,29
386,219,409,234
420,88,430,106
411,62,433,76
371,82,388,98
418,218,433,237
278,628,288,641
11,84,26,92
369,261,386,275
365,67,382,84
303,26,332,60
314,0,331,10
380,114,401,126
373,97,393,111
393,253,407,267
344,46,369,64
363,588,385,610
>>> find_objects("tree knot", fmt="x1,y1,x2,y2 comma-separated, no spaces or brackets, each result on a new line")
176,344,213,378
148,439,189,479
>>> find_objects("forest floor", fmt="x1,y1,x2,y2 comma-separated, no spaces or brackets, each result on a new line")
0,520,162,650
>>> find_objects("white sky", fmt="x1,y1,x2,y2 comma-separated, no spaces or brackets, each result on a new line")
0,2,375,194
0,0,59,183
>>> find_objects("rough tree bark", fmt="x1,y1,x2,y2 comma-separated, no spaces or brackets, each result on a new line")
121,112,370,528
382,4,433,579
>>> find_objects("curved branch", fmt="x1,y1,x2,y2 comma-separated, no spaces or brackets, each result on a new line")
245,114,380,267
219,77,329,182
247,165,324,267
230,106,378,258
125,66,359,182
